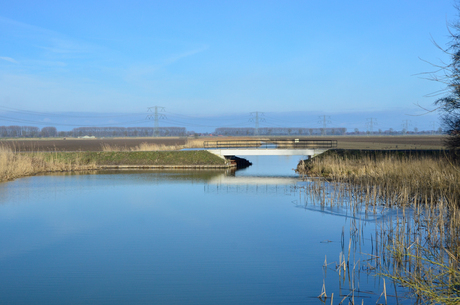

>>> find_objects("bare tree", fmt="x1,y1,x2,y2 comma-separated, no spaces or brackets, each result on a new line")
428,4,460,152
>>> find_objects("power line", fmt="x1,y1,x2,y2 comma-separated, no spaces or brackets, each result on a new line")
164,111,245,122
0,105,144,118
259,118,286,128
164,117,252,128
0,114,148,127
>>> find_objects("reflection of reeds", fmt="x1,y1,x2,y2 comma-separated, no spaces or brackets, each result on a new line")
298,154,460,304
0,144,97,182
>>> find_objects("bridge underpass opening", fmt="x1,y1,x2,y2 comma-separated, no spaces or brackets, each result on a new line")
204,139,336,160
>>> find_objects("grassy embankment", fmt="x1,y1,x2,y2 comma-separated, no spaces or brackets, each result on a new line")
43,150,227,167
0,141,228,183
297,149,460,304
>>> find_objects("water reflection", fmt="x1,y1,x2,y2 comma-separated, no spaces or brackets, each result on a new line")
208,174,299,185
0,155,415,304
234,155,304,177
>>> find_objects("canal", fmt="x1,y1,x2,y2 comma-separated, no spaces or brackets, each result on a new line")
0,155,409,304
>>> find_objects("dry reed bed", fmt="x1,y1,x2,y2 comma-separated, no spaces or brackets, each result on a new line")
297,151,460,304
0,145,97,182
0,139,224,183
298,152,460,207
302,180,460,304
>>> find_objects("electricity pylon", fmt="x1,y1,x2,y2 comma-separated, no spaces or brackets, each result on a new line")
430,121,436,135
249,112,265,136
147,106,166,137
402,120,411,135
318,115,331,136
366,118,377,135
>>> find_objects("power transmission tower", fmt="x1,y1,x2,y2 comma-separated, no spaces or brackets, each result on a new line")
249,112,265,136
366,118,377,135
318,115,331,136
401,119,411,135
430,121,436,135
147,106,166,137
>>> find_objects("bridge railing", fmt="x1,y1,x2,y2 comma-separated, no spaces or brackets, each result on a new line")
203,139,337,149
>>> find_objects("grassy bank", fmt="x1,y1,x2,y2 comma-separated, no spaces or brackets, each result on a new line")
39,151,227,166
0,146,228,182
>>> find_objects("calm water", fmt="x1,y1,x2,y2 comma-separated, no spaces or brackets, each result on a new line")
0,155,406,304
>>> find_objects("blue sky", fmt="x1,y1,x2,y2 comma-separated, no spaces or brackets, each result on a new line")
0,0,457,130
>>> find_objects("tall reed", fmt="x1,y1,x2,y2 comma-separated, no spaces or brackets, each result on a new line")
297,151,460,304
0,145,97,182
298,151,460,207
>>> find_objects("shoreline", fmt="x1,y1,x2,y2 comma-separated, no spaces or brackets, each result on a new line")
295,148,451,175
0,135,446,152
0,150,234,183
98,164,233,169
296,148,460,302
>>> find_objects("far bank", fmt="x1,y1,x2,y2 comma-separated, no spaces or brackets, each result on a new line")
0,149,232,183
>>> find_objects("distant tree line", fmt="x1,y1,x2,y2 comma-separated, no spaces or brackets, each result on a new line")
0,126,57,137
71,127,186,137
0,125,444,138
348,128,444,136
0,126,186,138
214,127,347,136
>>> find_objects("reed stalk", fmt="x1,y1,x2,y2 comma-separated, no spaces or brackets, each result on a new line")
298,151,460,303
0,144,97,182
297,151,460,208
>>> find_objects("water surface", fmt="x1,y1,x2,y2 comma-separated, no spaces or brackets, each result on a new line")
0,155,406,304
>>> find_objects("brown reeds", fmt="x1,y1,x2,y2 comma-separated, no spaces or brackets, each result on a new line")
298,151,460,208
0,144,97,182
297,151,460,304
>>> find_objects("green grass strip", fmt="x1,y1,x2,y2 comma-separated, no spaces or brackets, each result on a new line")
31,151,227,166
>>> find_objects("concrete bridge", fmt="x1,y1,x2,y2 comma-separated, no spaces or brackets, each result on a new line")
204,139,337,159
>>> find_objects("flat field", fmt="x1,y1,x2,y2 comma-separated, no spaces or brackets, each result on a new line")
265,135,445,150
0,135,447,152
288,135,445,150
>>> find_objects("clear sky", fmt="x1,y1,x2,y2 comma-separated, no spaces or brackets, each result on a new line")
0,0,457,130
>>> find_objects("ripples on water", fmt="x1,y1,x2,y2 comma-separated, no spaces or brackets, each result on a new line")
0,155,411,304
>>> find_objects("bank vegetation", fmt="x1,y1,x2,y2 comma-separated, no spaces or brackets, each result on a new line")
0,141,227,183
297,150,460,207
0,145,97,182
297,150,460,304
